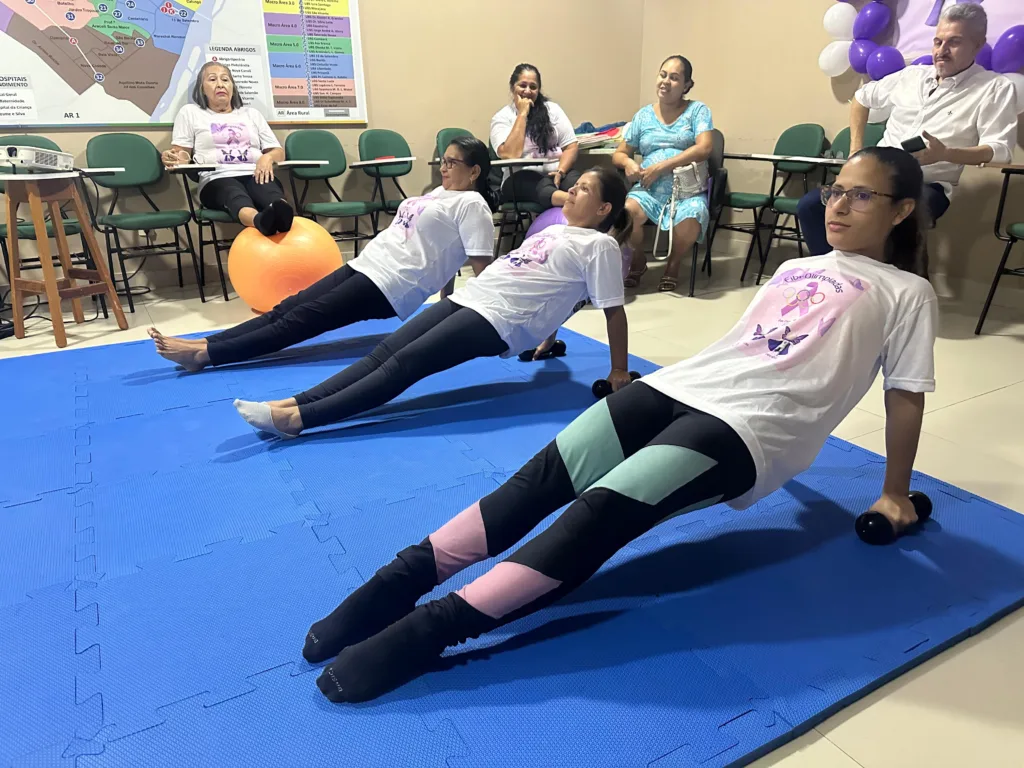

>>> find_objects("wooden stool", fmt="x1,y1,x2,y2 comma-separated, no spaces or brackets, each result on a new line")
3,170,127,348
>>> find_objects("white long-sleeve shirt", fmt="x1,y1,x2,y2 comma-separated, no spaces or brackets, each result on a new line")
855,63,1019,197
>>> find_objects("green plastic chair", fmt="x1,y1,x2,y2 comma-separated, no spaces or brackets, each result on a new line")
489,141,544,258
85,133,202,310
824,122,888,183
738,123,826,283
285,129,380,257
173,171,235,304
357,129,413,215
434,128,474,161
976,170,1024,334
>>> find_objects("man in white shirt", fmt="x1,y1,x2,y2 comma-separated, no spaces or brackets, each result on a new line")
798,3,1019,256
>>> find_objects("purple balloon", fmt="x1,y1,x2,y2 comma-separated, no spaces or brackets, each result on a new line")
850,40,879,74
524,207,566,240
992,25,1024,74
912,55,934,66
867,46,906,81
976,43,993,71
853,2,891,42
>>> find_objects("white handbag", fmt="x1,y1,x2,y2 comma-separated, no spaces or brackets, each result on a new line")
652,162,709,259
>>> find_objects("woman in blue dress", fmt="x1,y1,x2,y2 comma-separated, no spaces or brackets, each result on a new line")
613,56,715,292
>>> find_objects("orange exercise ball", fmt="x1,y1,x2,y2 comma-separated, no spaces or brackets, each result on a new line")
228,217,343,313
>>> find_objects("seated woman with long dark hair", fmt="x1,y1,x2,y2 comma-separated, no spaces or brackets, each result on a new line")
150,137,497,371
491,63,581,211
232,167,635,437
300,147,939,703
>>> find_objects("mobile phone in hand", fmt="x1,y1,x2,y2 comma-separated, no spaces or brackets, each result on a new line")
901,136,927,153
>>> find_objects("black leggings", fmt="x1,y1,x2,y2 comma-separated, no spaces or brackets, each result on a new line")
500,169,582,210
425,381,756,627
205,265,396,366
293,299,508,429
200,175,287,221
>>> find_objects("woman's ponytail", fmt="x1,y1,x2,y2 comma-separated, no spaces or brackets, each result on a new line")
852,146,927,277
611,207,633,248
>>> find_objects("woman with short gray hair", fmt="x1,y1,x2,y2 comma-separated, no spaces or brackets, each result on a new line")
162,61,293,236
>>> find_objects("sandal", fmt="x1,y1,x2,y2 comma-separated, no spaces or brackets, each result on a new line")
658,276,678,292
624,264,648,288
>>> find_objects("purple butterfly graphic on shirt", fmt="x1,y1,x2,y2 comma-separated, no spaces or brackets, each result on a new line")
752,324,809,356
210,122,253,164
502,234,555,268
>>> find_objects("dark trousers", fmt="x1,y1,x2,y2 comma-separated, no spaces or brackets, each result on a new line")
199,175,287,221
420,381,756,629
294,299,508,429
500,169,582,210
797,182,951,256
206,265,396,366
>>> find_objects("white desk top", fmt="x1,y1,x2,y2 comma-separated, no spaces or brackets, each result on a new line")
981,163,1024,172
491,158,550,167
166,160,327,173
349,156,416,168
724,152,845,166
0,167,123,181
79,167,125,176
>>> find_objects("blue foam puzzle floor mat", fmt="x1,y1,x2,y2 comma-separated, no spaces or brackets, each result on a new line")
2,316,1023,768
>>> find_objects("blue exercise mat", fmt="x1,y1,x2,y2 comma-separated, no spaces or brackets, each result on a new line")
1,317,1022,768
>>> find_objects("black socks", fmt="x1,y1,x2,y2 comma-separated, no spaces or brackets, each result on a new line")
251,200,294,236
316,592,493,703
271,199,294,232
302,539,438,664
253,207,277,236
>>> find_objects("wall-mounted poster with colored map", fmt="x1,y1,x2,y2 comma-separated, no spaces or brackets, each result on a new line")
0,0,368,126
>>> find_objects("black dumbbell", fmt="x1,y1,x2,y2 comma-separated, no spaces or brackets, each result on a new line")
518,339,567,362
855,491,933,545
591,371,641,399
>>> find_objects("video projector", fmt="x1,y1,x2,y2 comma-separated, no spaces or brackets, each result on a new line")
2,145,75,172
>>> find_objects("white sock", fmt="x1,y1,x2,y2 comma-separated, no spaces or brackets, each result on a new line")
233,399,297,439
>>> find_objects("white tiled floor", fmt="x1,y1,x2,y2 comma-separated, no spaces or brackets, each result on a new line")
2,254,1023,767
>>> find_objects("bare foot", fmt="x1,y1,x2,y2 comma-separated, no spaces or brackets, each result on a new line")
271,404,303,435
266,397,299,409
149,327,206,348
150,329,210,372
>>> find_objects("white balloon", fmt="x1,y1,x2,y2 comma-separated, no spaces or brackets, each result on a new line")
823,2,858,41
819,41,853,78
1004,72,1024,114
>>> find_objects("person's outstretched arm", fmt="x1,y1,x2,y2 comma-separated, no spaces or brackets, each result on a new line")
850,68,902,155
872,388,925,519
604,305,631,391
468,256,491,276
849,99,871,156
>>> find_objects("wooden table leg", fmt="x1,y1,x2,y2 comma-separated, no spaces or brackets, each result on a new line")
26,183,67,347
6,194,25,339
48,201,85,324
69,186,127,331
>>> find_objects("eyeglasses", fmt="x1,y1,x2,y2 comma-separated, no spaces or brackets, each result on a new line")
821,185,896,211
439,157,469,170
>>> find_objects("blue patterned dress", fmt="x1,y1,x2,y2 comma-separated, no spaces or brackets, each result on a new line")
624,101,714,242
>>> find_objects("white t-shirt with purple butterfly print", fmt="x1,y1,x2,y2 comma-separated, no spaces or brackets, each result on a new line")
171,104,281,192
642,252,938,510
450,225,625,358
348,187,495,320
